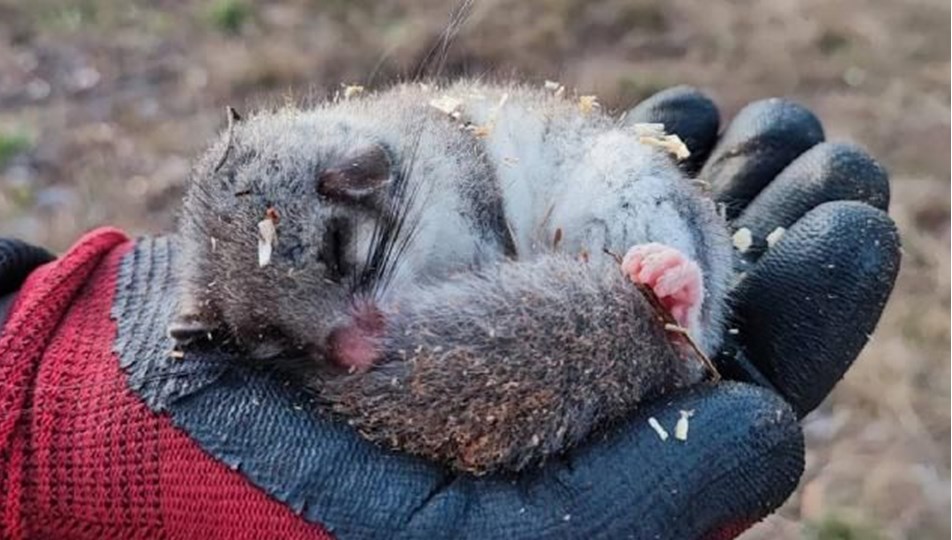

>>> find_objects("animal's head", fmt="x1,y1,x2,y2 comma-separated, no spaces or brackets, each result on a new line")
171,107,402,364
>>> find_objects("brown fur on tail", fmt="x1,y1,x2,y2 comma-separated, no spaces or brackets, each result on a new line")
312,255,704,474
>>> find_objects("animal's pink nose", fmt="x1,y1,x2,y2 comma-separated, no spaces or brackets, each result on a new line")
326,302,385,372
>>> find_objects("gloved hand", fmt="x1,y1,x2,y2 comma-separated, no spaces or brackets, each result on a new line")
0,87,899,540
626,87,896,416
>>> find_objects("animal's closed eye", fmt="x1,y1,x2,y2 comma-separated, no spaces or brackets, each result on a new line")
322,218,351,283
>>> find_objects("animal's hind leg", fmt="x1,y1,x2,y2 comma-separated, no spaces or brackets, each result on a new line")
621,243,703,333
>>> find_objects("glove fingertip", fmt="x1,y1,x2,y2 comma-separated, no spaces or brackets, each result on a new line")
732,141,891,267
731,201,901,417
623,85,721,174
704,98,825,218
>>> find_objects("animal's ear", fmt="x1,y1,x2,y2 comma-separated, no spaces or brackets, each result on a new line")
213,106,243,173
316,144,392,203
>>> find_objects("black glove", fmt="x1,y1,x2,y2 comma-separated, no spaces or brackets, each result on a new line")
1,87,901,539
628,86,897,416
0,238,55,324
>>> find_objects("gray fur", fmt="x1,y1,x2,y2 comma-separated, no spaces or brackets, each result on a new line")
174,80,733,473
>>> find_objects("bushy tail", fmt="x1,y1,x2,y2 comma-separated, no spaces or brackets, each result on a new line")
317,254,704,473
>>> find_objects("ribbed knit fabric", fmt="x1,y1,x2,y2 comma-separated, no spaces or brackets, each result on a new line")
0,228,332,540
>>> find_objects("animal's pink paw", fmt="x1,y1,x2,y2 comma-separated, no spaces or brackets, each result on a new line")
621,243,703,331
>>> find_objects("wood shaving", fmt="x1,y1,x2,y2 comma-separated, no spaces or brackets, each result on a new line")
692,179,711,191
675,409,694,441
648,417,669,441
637,133,691,161
257,215,278,267
429,95,463,119
342,84,364,100
467,125,492,138
577,95,599,114
632,122,667,138
732,227,753,253
766,226,786,248
544,80,566,97
466,92,509,139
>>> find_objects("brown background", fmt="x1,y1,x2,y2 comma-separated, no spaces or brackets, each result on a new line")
0,1,948,537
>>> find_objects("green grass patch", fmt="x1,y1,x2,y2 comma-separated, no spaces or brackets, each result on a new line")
0,132,32,169
817,30,852,55
206,0,251,34
804,513,885,540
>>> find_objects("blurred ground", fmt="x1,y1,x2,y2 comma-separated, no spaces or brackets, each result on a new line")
0,0,948,538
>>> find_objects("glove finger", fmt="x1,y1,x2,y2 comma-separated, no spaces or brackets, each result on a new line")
459,382,802,539
726,201,901,418
0,238,56,327
622,85,721,175
0,238,56,297
732,142,890,268
702,99,825,219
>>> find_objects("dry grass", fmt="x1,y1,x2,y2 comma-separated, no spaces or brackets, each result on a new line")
0,1,948,537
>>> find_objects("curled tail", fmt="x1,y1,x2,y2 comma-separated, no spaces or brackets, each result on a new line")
316,254,704,473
